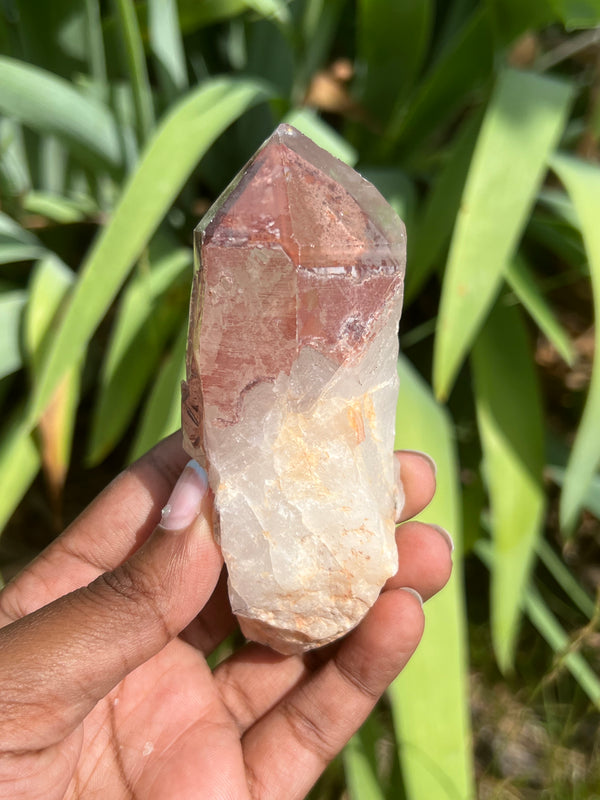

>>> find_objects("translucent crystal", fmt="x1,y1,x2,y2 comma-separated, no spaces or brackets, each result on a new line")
182,124,406,654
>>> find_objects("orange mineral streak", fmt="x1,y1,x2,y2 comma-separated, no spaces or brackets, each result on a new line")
183,124,405,444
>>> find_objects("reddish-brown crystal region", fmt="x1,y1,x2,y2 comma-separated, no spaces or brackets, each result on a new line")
183,124,405,444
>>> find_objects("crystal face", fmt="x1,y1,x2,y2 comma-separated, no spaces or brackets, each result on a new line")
182,124,406,654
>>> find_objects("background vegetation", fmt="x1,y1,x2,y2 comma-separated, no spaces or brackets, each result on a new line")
0,0,599,797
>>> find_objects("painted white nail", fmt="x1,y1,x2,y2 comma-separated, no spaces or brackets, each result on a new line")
399,587,424,607
160,460,208,531
430,524,454,553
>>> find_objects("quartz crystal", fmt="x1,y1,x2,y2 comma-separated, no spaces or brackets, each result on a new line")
182,124,406,654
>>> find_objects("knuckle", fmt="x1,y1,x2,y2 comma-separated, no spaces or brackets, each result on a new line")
280,696,336,763
91,562,174,643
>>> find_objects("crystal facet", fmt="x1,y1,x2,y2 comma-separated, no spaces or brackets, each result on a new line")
182,124,406,654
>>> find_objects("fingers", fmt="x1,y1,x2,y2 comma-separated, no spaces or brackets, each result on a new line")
385,521,453,601
394,450,436,522
213,519,453,738
0,462,222,753
0,432,189,622
241,588,424,799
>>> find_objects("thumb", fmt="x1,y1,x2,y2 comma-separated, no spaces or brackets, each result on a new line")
0,460,222,752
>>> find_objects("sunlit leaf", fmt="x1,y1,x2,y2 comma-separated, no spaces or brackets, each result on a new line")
148,0,188,99
390,356,474,800
129,321,187,461
114,0,155,142
343,730,385,800
25,256,79,514
406,112,480,303
0,415,40,538
434,68,573,400
0,290,27,379
472,302,545,671
22,191,97,224
27,77,269,429
0,211,46,264
477,541,600,709
87,247,191,464
551,153,600,533
506,255,574,366
0,56,123,173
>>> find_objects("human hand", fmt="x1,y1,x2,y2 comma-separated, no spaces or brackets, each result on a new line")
0,433,452,799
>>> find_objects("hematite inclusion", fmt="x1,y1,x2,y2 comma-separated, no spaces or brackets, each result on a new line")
182,124,406,654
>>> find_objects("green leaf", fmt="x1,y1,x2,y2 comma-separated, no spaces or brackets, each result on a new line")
245,0,291,24
0,56,123,173
549,0,600,28
390,357,474,800
22,191,97,224
87,247,191,465
0,212,46,264
546,464,600,520
434,68,573,400
406,112,480,303
284,108,358,165
25,256,79,501
343,730,385,800
114,0,155,143
505,255,574,365
148,0,188,99
357,0,433,121
537,538,596,620
551,153,600,533
27,77,269,429
472,302,546,672
385,6,494,155
0,416,40,538
0,290,27,379
477,541,600,709
25,255,75,368
359,167,415,230
129,320,187,461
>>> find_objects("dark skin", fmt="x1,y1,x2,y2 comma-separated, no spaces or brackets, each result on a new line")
0,432,451,799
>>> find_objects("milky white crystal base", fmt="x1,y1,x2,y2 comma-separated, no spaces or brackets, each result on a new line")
204,304,403,654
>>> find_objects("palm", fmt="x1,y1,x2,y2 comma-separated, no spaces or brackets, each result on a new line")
70,641,247,799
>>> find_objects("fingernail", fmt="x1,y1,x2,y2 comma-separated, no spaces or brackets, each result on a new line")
430,524,454,553
399,587,424,607
402,450,437,477
160,460,208,531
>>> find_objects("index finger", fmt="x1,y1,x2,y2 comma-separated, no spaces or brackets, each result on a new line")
0,432,188,623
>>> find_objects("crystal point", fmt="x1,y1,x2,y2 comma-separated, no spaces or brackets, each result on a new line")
182,124,406,654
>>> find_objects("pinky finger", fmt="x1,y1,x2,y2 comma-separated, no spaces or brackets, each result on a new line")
241,587,424,800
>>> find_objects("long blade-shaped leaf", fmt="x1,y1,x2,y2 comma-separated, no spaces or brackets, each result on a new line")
0,212,46,265
0,416,40,540
389,357,474,800
87,247,191,464
506,255,574,366
148,0,188,99
472,302,545,672
114,0,155,142
476,541,600,708
27,77,269,429
0,56,122,173
433,68,573,400
357,0,433,122
128,321,187,461
550,153,600,533
0,290,27,379
25,256,79,508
